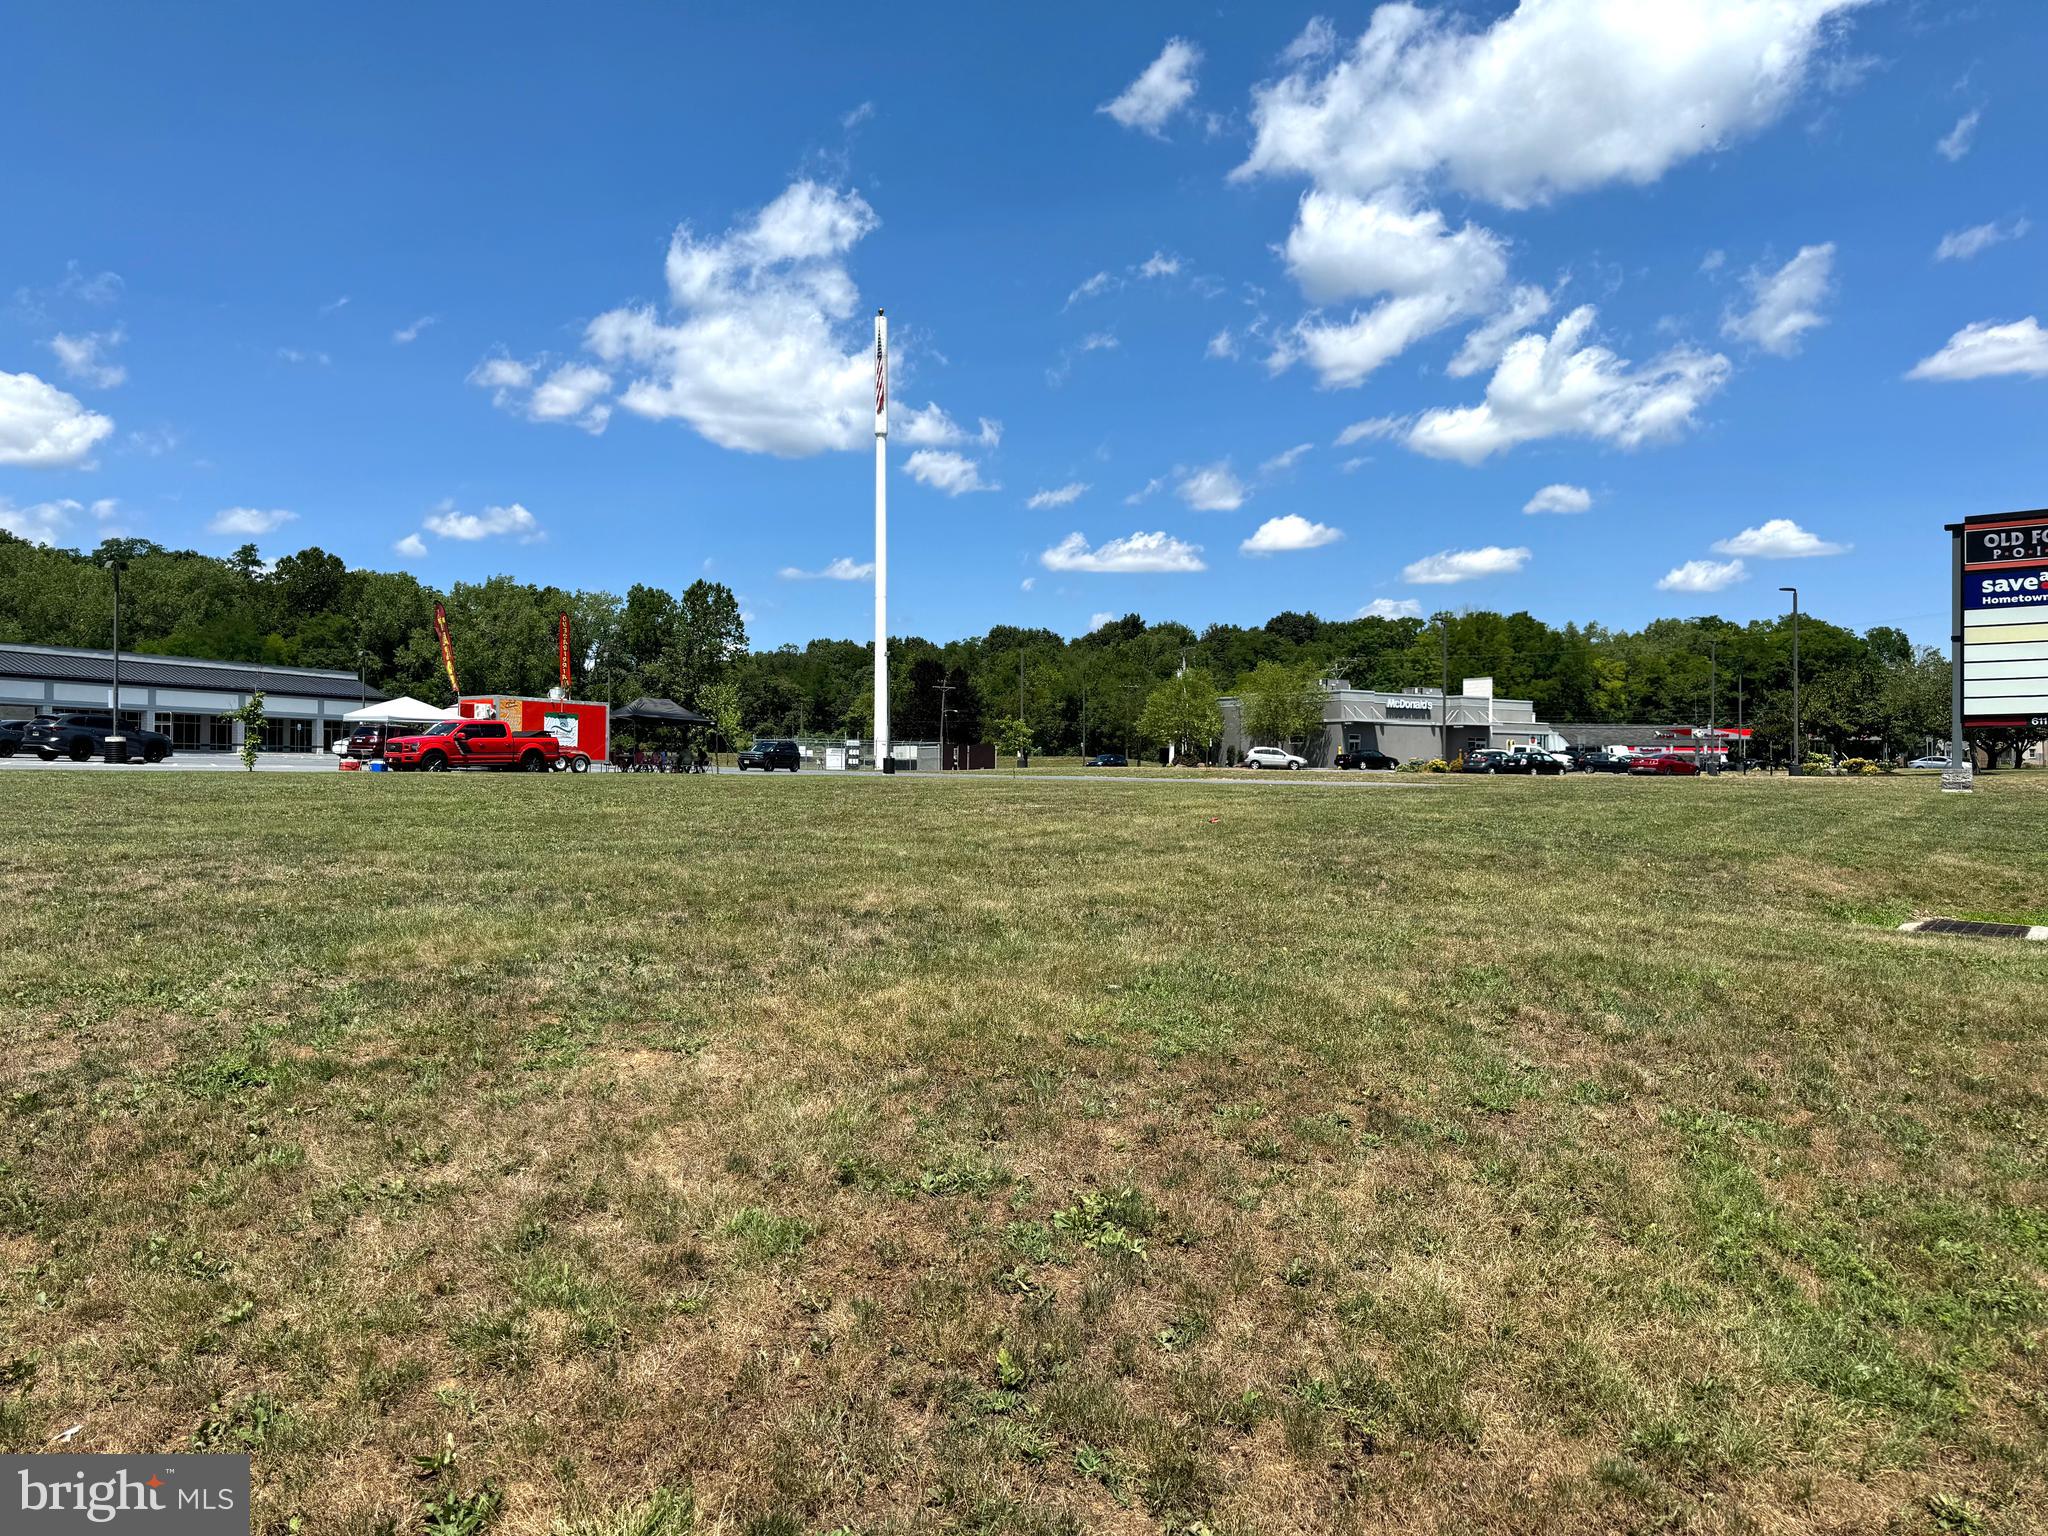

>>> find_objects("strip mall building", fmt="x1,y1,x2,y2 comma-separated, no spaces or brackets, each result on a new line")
0,643,382,752
1219,679,1567,765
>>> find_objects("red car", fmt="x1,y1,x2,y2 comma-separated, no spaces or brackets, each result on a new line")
1628,753,1700,776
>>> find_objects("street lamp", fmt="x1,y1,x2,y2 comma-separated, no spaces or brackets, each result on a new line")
103,554,129,763
1780,586,1801,774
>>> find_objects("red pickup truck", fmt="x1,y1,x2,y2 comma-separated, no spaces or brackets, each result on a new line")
382,719,590,772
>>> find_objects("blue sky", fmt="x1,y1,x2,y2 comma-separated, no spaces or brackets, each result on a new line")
3,1,2043,649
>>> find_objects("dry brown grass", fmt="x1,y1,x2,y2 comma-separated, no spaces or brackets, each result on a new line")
0,769,2044,1535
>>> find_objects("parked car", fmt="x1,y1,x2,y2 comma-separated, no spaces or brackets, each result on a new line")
1572,750,1634,774
1907,754,1952,769
382,718,587,772
23,713,173,763
1460,750,1510,773
1243,746,1307,770
1628,753,1700,776
1496,750,1568,775
1334,750,1397,770
1084,753,1128,767
737,738,802,772
340,723,415,761
0,720,24,757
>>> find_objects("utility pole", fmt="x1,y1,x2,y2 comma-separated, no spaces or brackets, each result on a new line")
1780,586,1801,773
934,676,954,766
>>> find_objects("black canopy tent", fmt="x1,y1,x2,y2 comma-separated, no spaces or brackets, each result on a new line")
613,696,711,728
610,696,712,768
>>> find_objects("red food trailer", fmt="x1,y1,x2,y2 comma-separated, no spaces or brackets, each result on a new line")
457,694,609,764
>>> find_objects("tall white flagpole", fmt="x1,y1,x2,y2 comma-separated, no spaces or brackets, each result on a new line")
873,309,889,769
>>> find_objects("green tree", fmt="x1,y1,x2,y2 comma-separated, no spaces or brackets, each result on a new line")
221,693,265,772
700,677,749,765
1237,659,1325,753
1138,667,1223,763
991,715,1034,761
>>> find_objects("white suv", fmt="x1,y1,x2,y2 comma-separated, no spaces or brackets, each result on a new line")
1243,746,1307,770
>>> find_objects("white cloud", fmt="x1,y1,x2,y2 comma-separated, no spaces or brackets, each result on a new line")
570,180,974,458
1713,519,1848,558
1100,38,1202,137
1340,456,1370,474
1041,530,1206,574
898,403,1001,448
320,295,351,315
1260,443,1313,475
1066,270,1116,307
1403,545,1530,584
1270,190,1509,386
47,328,126,388
1407,306,1730,464
393,533,427,558
1235,0,1867,208
1242,514,1342,554
1907,318,2048,382
1125,476,1165,505
1935,219,2029,262
779,556,874,580
1657,557,1747,592
842,101,875,130
125,427,179,457
424,501,545,543
1080,331,1119,353
0,369,115,467
1280,16,1338,67
468,356,531,396
1020,577,1036,592
1699,249,1728,274
526,363,614,433
1722,243,1835,356
1138,251,1181,279
1206,328,1238,360
1088,611,1117,632
1177,462,1245,511
1524,483,1592,515
209,507,298,536
393,315,438,344
1027,482,1089,509
1359,597,1421,619
904,449,996,496
276,347,330,366
1448,284,1554,378
1936,109,1980,162
1335,414,1404,446
0,495,115,546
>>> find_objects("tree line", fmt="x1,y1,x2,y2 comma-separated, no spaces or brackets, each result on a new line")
1,530,1971,761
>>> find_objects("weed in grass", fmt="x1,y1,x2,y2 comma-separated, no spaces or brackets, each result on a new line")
721,1206,812,1264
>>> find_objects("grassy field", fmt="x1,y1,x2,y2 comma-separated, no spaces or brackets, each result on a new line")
1,771,2044,1536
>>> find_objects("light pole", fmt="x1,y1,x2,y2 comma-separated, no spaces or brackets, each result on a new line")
1780,586,1801,774
934,676,954,767
1707,634,1718,772
104,554,129,762
1437,615,1452,762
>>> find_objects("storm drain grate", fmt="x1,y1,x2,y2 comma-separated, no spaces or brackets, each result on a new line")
1899,918,2048,941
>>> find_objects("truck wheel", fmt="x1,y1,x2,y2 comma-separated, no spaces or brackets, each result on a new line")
69,738,92,762
520,750,547,773
423,752,448,772
568,754,589,773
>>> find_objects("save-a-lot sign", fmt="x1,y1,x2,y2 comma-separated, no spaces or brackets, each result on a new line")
1955,509,2048,729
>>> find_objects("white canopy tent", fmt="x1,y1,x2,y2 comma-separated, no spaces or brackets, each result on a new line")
342,695,458,725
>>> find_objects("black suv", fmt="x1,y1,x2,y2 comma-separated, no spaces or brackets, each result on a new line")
736,738,801,772
23,713,174,763
1334,750,1398,770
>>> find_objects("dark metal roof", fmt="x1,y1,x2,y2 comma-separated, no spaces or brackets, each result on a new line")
613,694,711,726
0,643,382,703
